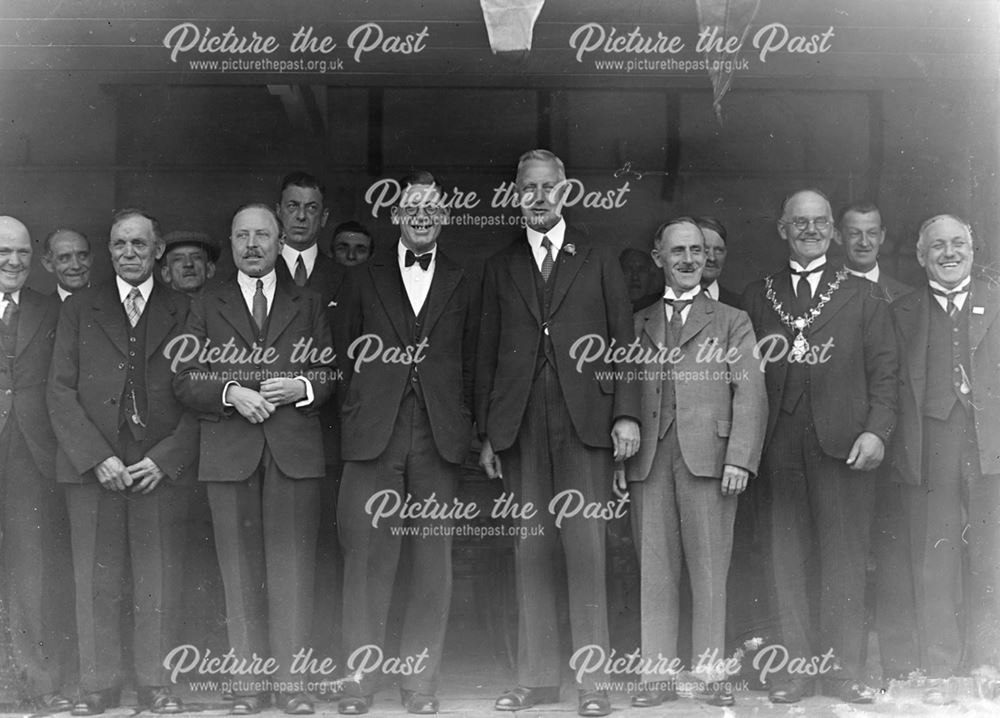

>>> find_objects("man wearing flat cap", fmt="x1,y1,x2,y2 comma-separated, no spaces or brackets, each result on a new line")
159,230,219,296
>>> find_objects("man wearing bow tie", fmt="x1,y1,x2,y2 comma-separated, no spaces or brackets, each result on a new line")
477,150,640,717
885,214,1000,681
625,218,766,709
741,189,897,704
334,172,475,715
49,209,198,715
173,204,335,715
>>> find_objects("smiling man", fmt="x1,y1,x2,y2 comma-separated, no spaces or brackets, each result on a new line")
741,189,897,705
42,228,92,300
625,218,765,709
884,214,1000,684
834,202,911,301
49,209,197,716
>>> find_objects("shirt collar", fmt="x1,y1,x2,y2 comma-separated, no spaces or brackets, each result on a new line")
702,280,719,301
526,218,566,253
116,275,154,304
281,244,318,274
57,286,72,301
664,285,702,302
789,256,827,273
397,241,437,268
929,277,971,295
846,263,880,283
237,269,277,294
1,289,21,303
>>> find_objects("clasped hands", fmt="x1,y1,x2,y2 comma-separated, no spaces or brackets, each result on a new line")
94,456,164,493
226,378,306,424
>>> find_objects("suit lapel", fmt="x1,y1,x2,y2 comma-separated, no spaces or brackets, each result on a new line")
14,291,45,358
265,280,301,346
969,278,999,353
93,285,129,357
217,281,258,347
371,258,412,346
807,265,855,336
641,300,666,347
678,292,713,348
508,238,541,324
422,252,463,337
144,284,179,359
548,235,589,318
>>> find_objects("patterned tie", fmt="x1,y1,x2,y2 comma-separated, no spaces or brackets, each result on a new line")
540,236,554,282
931,287,964,320
0,293,16,326
664,298,691,343
293,255,308,287
124,287,144,328
252,279,267,333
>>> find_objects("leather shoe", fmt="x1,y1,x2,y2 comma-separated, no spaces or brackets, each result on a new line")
401,689,439,714
25,692,74,712
494,686,559,710
768,678,814,703
630,688,678,707
230,694,269,715
337,695,373,715
138,686,184,714
71,688,121,716
821,678,875,704
577,690,611,717
276,691,315,715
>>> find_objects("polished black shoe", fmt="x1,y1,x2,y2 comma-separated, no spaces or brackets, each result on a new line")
71,688,121,716
337,694,373,715
24,691,74,712
768,678,814,704
577,690,611,717
821,678,876,704
494,686,560,710
276,691,315,715
401,689,439,715
630,688,678,707
230,694,269,715
137,685,184,714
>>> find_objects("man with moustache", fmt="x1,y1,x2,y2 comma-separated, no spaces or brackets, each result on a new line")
334,172,475,716
159,230,219,295
619,247,663,311
0,217,76,712
42,228,92,300
477,149,640,717
694,217,740,307
886,214,1000,684
275,171,347,678
49,209,197,716
173,204,335,716
834,202,912,301
331,221,374,268
741,189,897,704
625,218,766,709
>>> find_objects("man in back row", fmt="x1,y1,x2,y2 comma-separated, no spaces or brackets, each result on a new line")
43,228,92,300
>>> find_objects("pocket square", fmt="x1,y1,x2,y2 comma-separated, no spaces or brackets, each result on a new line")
327,301,338,307
973,306,984,314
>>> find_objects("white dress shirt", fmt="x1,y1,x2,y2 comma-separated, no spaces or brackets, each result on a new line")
526,219,566,272
281,244,318,280
116,275,154,310
663,285,701,324
703,280,720,301
929,277,971,313
398,241,436,314
0,289,21,317
789,257,827,297
846,263,881,283
57,286,73,302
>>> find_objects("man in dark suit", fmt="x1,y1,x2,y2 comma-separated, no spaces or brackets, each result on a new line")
832,201,915,681
42,228,92,301
477,149,640,717
884,214,1000,683
695,216,741,307
49,209,197,716
334,172,475,715
173,203,335,716
330,220,373,268
625,218,766,709
276,172,346,675
741,189,897,704
0,217,76,712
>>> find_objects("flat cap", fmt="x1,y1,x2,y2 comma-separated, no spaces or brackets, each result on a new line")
163,230,220,262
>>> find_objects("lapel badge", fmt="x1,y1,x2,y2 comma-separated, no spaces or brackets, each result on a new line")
972,306,985,314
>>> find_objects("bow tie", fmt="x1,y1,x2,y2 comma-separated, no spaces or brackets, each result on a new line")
404,250,432,271
791,264,826,278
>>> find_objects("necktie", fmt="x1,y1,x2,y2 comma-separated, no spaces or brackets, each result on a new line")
792,266,823,313
252,279,267,333
124,287,144,328
0,293,16,326
931,287,965,319
540,236,554,282
404,250,433,271
293,255,307,287
664,298,691,342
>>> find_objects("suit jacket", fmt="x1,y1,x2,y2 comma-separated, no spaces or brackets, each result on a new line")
626,293,766,482
891,278,1000,484
877,270,913,304
741,264,898,459
0,289,60,479
172,274,335,482
336,249,475,465
475,228,640,451
48,282,198,483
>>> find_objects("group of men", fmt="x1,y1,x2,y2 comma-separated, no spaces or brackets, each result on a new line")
0,149,996,718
